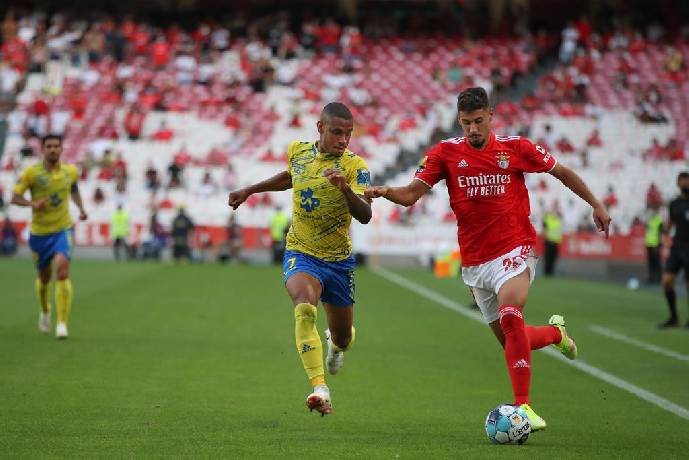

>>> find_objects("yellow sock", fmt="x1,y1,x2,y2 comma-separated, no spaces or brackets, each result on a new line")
35,279,51,313
55,279,73,325
294,303,324,387
332,326,357,352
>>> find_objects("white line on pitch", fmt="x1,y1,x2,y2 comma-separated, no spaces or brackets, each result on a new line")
371,267,689,422
590,325,689,363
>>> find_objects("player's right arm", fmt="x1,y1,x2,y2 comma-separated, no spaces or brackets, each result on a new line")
366,143,443,206
228,170,292,210
11,168,47,210
365,179,430,207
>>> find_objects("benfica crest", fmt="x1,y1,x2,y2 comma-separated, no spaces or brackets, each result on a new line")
496,152,510,169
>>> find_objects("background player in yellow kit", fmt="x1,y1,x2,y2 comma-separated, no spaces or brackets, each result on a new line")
228,102,372,416
11,135,88,339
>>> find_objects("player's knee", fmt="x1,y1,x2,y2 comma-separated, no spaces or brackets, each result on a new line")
662,276,674,290
55,262,69,280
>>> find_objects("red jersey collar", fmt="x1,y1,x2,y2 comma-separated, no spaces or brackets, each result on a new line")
464,132,495,153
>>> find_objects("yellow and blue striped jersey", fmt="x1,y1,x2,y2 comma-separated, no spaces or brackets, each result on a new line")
286,140,370,261
13,162,78,235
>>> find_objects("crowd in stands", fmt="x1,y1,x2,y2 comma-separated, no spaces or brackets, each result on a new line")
1,7,688,251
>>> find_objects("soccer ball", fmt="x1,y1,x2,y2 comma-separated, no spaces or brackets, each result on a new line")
484,404,531,444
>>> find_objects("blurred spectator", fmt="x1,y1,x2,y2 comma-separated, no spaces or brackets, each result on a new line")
559,21,578,64
223,163,238,191
269,206,290,264
665,139,685,161
197,171,217,198
635,93,668,123
113,153,127,180
114,176,127,206
522,91,541,111
586,129,602,147
301,21,317,53
0,185,4,210
541,124,557,150
93,187,105,205
663,46,684,83
171,206,195,262
645,138,665,161
603,185,618,209
152,120,174,141
542,204,563,276
97,116,119,140
124,105,145,140
0,61,21,99
556,136,575,153
175,49,197,85
142,211,166,260
206,146,229,166
150,35,170,69
145,163,161,193
219,213,243,263
575,15,592,46
318,19,341,53
110,204,130,261
98,150,115,180
645,204,663,285
0,216,18,256
167,160,182,188
173,144,192,168
340,26,363,62
646,183,663,209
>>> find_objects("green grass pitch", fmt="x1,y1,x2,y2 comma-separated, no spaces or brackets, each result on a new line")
1,258,688,458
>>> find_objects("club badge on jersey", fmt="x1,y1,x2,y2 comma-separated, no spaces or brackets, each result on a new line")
496,152,510,169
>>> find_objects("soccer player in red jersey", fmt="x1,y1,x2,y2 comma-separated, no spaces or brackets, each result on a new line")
365,87,611,430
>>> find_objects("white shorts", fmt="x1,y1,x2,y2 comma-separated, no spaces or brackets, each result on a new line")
461,245,538,324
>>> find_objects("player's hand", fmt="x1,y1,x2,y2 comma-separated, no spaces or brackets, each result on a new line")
228,188,251,210
364,186,389,200
323,168,349,192
79,209,88,221
32,198,47,210
593,205,611,238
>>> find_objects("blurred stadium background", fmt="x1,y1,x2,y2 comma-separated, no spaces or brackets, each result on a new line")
1,1,689,457
0,0,688,277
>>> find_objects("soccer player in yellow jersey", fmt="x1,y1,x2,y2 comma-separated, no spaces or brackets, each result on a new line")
229,102,372,416
11,135,88,339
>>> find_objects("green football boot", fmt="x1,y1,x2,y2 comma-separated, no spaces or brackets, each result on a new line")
549,314,578,360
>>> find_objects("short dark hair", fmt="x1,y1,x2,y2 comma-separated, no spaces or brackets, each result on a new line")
321,102,353,121
678,171,689,181
457,87,489,113
42,134,62,146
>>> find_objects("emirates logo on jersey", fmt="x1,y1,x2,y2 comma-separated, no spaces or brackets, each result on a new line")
496,152,510,169
458,173,510,198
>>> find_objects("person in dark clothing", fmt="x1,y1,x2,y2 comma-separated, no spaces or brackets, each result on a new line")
0,216,18,256
659,171,689,329
219,213,243,263
542,207,563,277
171,206,195,262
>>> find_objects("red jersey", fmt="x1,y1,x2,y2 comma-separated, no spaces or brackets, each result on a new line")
414,133,557,266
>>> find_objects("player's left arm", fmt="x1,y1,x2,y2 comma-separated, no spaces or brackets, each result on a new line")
323,168,372,224
70,182,88,221
549,163,610,237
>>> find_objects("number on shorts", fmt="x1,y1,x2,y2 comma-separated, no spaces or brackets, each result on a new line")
288,257,296,271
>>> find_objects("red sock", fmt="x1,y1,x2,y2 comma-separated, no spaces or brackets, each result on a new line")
499,305,531,406
525,325,562,350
